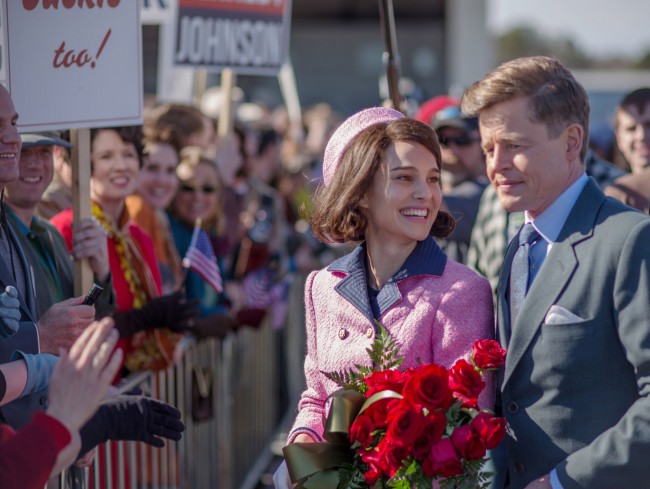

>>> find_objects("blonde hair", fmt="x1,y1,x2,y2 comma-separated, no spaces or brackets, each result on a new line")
462,56,590,162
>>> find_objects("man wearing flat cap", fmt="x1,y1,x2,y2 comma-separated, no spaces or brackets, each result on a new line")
3,131,116,321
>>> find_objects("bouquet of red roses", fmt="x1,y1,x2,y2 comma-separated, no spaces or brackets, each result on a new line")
318,328,507,489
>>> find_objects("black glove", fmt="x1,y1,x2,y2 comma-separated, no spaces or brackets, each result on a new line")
112,291,200,337
77,394,185,459
191,313,237,340
234,307,267,330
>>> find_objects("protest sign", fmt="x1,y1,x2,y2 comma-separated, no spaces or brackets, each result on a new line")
175,0,292,76
4,1,142,131
142,0,175,25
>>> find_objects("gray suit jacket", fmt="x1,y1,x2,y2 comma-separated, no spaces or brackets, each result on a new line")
0,221,47,429
497,179,650,488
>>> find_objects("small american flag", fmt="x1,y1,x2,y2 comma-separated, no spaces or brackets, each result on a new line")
182,221,223,293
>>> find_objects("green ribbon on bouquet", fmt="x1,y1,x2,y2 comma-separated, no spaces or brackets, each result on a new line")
282,388,403,489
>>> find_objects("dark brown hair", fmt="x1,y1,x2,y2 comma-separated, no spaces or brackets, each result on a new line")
144,103,206,153
310,117,454,244
90,125,144,167
461,56,590,162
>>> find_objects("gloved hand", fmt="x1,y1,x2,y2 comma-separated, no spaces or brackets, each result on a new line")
234,307,267,330
112,290,200,338
77,394,185,459
0,285,20,338
190,313,237,340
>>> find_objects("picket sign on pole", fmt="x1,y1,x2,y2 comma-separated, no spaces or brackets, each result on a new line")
277,59,303,142
69,128,93,296
4,2,143,296
217,68,236,139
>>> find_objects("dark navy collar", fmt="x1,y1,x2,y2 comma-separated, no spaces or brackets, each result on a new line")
328,236,446,278
327,237,447,323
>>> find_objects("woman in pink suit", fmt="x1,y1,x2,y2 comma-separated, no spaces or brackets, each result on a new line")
274,107,494,486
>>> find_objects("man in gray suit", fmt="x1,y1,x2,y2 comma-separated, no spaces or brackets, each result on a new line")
462,56,650,489
0,83,96,429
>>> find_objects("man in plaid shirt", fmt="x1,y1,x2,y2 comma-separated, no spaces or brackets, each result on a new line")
467,151,624,302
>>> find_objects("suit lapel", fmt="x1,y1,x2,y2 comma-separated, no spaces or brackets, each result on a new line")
497,236,518,348
502,179,604,388
502,244,578,386
329,245,374,324
5,222,37,319
330,237,446,324
0,253,34,323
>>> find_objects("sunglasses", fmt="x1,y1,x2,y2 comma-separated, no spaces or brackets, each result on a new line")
439,135,479,148
179,184,217,194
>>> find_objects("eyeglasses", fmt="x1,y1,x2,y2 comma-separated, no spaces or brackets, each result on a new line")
179,184,217,194
439,135,479,148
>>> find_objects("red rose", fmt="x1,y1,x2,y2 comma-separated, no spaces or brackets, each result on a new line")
364,369,408,397
363,465,383,487
423,438,463,478
448,359,485,408
403,364,453,411
412,411,446,459
472,339,507,370
360,447,386,483
377,438,410,477
471,412,506,450
450,424,487,461
385,399,426,447
350,412,377,448
363,397,397,431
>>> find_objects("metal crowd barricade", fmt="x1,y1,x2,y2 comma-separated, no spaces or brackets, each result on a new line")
55,314,287,489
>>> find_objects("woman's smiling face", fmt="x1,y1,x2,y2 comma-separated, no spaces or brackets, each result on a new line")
361,140,442,247
137,141,179,210
90,129,140,206
174,161,220,226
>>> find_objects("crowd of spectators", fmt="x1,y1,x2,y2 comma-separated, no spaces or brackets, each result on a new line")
2,70,649,486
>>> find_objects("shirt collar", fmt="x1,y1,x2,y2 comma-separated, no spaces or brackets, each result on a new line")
5,207,32,237
526,172,588,243
327,235,447,279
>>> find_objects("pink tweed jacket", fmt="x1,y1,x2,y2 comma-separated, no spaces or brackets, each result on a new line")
288,237,495,442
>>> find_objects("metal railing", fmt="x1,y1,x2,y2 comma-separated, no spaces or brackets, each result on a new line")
55,273,307,489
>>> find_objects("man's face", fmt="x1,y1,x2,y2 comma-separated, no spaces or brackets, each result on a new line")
615,103,650,174
479,96,584,218
437,126,484,180
5,145,55,211
0,86,21,186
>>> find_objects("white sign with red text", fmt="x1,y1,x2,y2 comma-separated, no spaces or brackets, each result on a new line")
4,1,142,131
175,0,292,76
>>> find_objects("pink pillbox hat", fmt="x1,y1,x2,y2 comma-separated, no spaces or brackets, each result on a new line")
322,107,404,186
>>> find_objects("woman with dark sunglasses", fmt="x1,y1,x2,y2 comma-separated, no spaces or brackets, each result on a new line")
167,146,238,339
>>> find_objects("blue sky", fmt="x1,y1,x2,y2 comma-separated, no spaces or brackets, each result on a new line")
488,0,650,58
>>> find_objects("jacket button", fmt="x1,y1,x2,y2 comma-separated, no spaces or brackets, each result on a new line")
338,328,348,340
366,327,374,338
513,462,525,474
507,401,519,414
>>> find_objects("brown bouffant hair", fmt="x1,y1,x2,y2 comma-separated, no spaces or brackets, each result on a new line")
310,117,454,244
461,56,590,163
144,103,206,153
90,125,144,167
